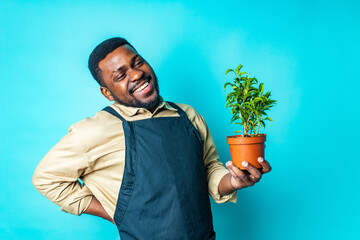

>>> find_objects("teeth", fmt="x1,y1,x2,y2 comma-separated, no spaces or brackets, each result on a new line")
134,82,149,93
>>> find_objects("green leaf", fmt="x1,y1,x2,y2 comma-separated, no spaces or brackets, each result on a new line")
260,95,268,102
259,83,264,93
225,102,233,108
265,117,274,121
226,92,235,100
235,64,243,74
230,116,240,123
254,97,262,103
250,99,255,108
234,103,241,108
260,120,265,128
225,69,234,75
224,82,233,91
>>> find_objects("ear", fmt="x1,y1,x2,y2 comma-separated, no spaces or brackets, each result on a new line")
100,86,115,101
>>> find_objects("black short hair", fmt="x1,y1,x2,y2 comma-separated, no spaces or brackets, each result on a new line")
88,37,136,86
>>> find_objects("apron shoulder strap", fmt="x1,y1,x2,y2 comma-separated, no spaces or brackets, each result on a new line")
166,102,203,145
102,106,126,122
166,101,187,118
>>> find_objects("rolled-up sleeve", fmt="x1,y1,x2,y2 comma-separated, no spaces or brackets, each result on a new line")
191,110,237,203
32,126,93,215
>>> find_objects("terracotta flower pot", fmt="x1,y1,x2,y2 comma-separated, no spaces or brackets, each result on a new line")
226,134,266,170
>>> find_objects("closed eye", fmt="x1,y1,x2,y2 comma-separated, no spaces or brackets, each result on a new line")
134,57,144,67
115,73,126,81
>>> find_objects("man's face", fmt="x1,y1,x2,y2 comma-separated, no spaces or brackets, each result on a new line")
99,44,160,111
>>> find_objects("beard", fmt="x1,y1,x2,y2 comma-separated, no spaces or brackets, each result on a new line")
113,74,160,110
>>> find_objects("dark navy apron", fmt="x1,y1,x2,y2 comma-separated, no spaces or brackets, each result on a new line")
103,102,215,240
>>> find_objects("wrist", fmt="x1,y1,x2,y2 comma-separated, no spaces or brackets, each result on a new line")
219,173,236,197
84,197,114,224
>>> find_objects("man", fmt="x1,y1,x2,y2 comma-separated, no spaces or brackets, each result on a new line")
33,37,271,239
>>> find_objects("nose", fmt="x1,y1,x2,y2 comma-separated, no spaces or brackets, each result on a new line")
128,69,144,82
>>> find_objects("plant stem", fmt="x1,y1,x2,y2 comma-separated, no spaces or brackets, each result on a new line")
245,110,253,136
256,111,263,135
246,110,253,123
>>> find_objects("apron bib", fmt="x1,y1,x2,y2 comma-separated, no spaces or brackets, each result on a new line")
103,102,215,240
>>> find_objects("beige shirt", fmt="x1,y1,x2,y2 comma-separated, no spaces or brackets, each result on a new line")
32,97,237,218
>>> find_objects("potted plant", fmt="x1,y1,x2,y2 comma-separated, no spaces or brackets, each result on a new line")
224,64,276,170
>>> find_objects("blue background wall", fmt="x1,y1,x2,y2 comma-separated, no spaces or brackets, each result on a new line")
1,0,359,239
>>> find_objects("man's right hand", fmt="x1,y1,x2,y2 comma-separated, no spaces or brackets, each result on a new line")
219,157,271,196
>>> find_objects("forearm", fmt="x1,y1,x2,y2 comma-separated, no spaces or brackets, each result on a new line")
218,173,236,197
33,167,94,215
84,197,115,224
33,126,94,215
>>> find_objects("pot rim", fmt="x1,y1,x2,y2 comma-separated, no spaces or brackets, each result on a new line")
227,134,266,144
227,133,266,138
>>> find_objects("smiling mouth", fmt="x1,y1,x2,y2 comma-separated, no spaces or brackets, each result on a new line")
133,81,149,93
131,78,151,93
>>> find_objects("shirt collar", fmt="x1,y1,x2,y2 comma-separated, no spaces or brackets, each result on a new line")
112,96,177,117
